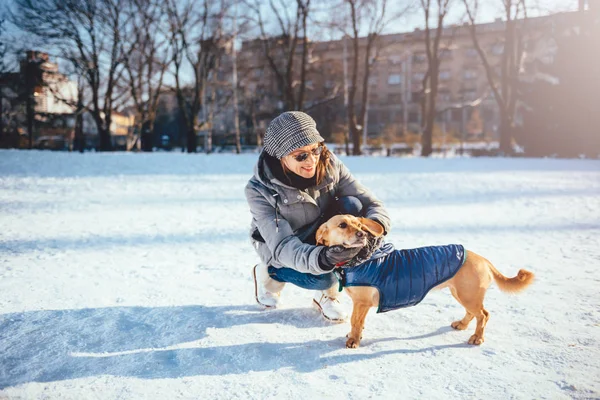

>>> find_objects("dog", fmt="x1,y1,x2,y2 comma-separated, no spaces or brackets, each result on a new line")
315,215,535,348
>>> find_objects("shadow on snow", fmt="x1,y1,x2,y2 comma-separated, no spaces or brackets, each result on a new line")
0,304,468,388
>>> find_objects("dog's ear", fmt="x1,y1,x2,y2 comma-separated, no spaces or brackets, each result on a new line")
359,218,385,237
315,223,329,245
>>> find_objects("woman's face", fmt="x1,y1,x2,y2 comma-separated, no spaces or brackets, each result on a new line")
282,143,322,179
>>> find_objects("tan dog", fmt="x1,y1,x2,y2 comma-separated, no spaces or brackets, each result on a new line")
316,215,535,348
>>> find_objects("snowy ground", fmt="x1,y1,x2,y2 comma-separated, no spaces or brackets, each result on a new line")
1,149,599,400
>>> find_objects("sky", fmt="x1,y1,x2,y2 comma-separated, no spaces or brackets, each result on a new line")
1,0,580,56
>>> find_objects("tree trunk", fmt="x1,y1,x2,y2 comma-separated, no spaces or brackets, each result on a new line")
98,127,112,151
187,114,198,153
358,35,376,154
26,92,34,150
141,120,153,152
187,127,197,153
422,69,438,157
350,114,361,155
75,111,84,153
207,88,215,154
0,89,3,141
499,115,512,155
251,106,261,147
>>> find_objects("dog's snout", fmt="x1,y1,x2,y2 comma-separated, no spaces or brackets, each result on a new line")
356,231,364,238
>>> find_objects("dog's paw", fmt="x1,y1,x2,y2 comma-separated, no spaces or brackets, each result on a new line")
468,334,484,345
451,320,469,330
346,337,360,348
345,332,363,339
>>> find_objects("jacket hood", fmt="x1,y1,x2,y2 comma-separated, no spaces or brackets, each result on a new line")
253,150,274,188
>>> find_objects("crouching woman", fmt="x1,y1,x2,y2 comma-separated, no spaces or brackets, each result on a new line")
245,111,390,322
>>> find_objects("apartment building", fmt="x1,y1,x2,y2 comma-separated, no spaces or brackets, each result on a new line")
19,51,78,115
235,12,573,143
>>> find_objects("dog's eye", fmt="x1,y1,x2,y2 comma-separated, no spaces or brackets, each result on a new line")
339,222,347,229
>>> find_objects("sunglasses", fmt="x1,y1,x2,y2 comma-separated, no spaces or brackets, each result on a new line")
290,145,324,162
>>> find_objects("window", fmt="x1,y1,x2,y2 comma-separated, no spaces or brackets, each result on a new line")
438,91,452,102
388,93,402,103
368,76,379,86
439,70,451,80
462,90,477,100
412,72,426,82
388,55,402,65
440,49,452,59
413,52,426,63
388,74,402,85
463,69,477,80
491,43,504,55
466,47,478,58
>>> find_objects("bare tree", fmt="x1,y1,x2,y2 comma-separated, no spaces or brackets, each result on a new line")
0,18,14,145
246,0,312,112
73,75,86,153
12,0,131,151
0,18,44,150
166,0,229,153
419,0,452,157
462,0,528,155
122,0,171,152
327,0,411,155
230,4,242,154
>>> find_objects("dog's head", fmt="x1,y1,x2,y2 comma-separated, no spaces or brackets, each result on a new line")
315,214,385,247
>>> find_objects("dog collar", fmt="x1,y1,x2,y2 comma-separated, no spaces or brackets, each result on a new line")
333,267,346,292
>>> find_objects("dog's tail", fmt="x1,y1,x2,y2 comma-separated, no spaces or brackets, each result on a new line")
489,264,535,293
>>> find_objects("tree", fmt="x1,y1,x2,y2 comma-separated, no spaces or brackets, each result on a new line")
12,0,131,151
122,0,171,152
73,75,86,153
22,54,44,149
0,18,6,141
246,0,312,112
0,18,17,147
462,0,528,155
166,0,229,153
419,0,452,157
331,0,410,155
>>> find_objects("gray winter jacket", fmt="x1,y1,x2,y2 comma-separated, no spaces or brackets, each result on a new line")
245,151,390,275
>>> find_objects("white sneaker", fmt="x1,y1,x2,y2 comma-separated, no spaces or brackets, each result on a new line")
313,292,348,323
252,264,281,308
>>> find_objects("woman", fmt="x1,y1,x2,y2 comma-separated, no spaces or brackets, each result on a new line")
245,111,390,322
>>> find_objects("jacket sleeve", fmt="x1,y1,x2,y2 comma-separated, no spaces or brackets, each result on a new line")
334,157,391,235
245,184,332,275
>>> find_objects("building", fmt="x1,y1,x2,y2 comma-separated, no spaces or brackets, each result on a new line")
20,51,78,115
0,51,78,149
233,12,577,145
79,110,136,151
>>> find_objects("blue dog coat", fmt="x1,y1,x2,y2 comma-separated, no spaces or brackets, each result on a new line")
339,243,466,313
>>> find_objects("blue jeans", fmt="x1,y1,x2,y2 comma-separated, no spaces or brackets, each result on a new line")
268,196,363,290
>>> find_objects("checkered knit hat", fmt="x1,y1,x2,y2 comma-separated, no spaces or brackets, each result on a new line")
263,111,325,159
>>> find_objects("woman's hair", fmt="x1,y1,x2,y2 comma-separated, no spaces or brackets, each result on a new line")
281,142,331,185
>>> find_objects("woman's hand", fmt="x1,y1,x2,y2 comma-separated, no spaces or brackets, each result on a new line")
319,245,363,269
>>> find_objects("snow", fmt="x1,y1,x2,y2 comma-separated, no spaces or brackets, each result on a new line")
1,149,599,400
